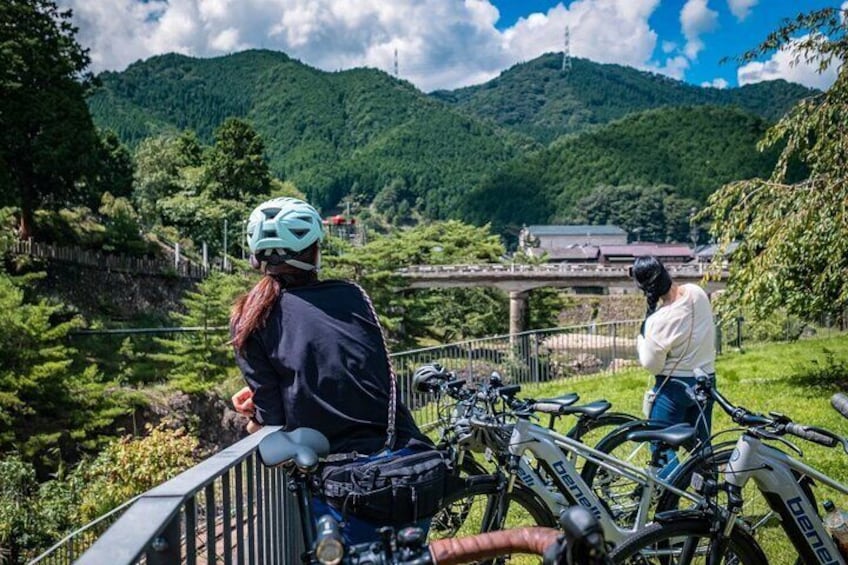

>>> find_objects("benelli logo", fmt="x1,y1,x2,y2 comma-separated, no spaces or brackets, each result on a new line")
552,461,602,519
788,496,837,564
515,465,535,487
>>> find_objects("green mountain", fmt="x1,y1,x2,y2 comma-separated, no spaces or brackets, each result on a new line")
89,49,806,229
432,53,816,143
462,105,779,234
87,50,531,216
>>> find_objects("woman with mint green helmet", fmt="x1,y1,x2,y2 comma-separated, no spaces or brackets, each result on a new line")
230,196,432,545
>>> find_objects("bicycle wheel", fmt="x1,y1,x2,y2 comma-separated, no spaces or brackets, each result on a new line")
580,420,668,528
656,445,816,565
429,458,556,539
566,412,641,444
610,515,768,564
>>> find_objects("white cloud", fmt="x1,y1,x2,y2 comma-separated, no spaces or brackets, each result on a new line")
680,0,718,60
661,40,677,54
737,35,838,90
727,0,757,22
648,55,690,79
59,0,674,91
700,77,728,89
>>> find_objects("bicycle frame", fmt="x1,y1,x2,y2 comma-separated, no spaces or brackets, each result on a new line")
505,417,701,545
726,432,848,565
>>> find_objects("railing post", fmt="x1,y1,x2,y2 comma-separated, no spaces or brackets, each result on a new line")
611,322,618,372
145,513,181,565
715,322,723,356
531,332,541,383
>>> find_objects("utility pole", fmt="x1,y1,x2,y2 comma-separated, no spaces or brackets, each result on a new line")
393,48,399,78
223,218,228,271
562,26,572,73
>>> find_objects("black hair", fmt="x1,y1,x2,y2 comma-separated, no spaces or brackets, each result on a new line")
631,255,673,315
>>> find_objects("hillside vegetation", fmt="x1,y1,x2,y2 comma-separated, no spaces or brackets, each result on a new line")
433,53,816,143
88,50,809,228
462,105,780,233
88,50,529,217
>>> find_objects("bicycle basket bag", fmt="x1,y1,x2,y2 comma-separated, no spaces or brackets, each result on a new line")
320,449,455,525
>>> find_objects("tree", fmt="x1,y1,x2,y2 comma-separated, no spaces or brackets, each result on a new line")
204,118,271,201
703,7,848,322
132,132,203,226
154,272,251,391
323,221,508,346
89,130,135,202
0,0,101,239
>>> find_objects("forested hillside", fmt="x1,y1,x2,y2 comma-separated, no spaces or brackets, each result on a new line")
462,105,779,234
433,53,816,143
88,50,530,217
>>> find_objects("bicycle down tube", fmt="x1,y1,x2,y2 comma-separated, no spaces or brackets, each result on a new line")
506,416,701,545
727,433,848,565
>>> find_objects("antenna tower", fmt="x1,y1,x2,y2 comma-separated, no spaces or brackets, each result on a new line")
393,48,399,78
562,26,571,72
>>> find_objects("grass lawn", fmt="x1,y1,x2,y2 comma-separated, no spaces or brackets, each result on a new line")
426,333,848,563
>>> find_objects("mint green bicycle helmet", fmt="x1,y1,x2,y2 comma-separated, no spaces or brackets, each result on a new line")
246,197,324,270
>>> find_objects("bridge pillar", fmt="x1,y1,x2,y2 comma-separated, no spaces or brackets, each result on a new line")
509,291,529,336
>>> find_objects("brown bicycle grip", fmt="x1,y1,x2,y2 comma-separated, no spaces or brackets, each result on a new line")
428,527,561,565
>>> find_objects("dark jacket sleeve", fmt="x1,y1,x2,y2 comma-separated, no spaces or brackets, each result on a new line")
234,333,285,426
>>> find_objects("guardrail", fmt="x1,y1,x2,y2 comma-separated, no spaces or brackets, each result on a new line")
75,426,301,565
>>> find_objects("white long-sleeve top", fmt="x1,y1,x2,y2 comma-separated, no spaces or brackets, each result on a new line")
636,283,716,376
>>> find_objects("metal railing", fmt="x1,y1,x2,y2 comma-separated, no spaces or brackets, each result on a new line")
73,426,302,565
391,320,643,428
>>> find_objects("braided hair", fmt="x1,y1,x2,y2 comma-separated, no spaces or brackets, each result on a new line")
631,255,673,316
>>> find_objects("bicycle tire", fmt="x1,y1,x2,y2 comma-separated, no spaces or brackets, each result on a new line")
656,445,815,565
429,458,556,539
609,514,768,564
566,412,640,442
580,419,659,487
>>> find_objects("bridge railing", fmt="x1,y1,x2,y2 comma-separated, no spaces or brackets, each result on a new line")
398,262,709,276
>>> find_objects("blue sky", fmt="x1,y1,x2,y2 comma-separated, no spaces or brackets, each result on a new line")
61,0,843,92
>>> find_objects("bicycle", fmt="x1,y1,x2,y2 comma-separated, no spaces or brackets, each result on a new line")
256,425,613,565
609,389,848,564
417,369,707,545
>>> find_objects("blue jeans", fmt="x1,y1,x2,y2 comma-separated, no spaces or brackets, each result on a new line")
312,447,431,545
648,376,714,479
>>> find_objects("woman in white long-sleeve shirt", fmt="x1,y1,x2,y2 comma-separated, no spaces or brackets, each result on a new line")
632,255,716,468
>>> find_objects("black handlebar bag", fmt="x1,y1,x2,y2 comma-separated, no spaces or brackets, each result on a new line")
319,449,455,526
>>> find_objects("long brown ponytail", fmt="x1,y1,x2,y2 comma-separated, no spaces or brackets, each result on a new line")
230,276,282,352
230,244,320,352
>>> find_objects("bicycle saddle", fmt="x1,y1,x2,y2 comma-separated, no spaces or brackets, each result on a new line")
557,400,612,418
258,427,331,472
626,423,696,449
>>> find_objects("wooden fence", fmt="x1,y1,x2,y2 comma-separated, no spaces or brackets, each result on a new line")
4,239,229,279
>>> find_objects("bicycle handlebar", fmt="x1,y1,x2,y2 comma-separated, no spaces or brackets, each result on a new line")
429,527,560,565
783,422,839,448
314,507,611,565
831,393,848,420
693,375,843,449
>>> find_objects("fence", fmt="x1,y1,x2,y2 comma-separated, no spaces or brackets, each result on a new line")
70,426,302,565
5,239,220,279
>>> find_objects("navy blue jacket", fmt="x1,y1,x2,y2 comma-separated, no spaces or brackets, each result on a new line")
234,280,429,455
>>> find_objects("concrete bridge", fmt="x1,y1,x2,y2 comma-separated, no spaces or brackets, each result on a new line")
397,262,727,334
